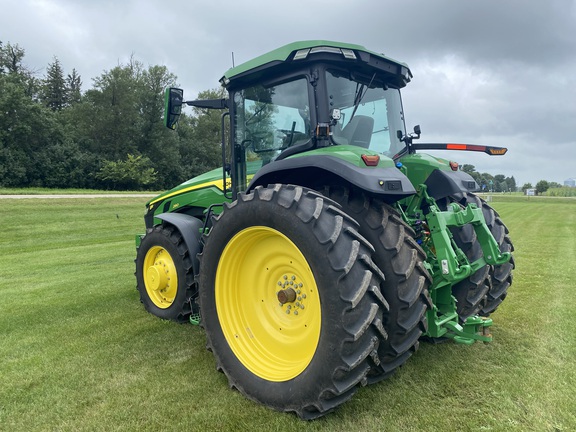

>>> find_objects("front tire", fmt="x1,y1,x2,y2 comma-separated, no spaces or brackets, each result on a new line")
135,224,196,322
198,184,387,419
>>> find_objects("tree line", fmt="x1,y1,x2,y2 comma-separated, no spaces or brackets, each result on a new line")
1,41,568,193
0,41,223,190
460,164,517,193
461,164,575,196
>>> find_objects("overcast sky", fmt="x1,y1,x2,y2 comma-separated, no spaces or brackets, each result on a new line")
2,0,575,186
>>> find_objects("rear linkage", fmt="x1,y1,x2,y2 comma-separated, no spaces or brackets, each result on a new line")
397,184,511,344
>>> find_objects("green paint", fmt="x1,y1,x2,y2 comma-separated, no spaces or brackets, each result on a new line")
222,40,409,83
398,152,452,187
398,185,510,342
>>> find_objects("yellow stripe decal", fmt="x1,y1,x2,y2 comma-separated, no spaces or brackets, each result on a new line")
148,174,255,208
149,179,226,207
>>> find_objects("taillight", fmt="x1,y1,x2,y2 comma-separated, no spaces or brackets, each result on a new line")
361,154,380,166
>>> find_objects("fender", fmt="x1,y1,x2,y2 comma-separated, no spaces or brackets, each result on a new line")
247,155,416,203
156,212,203,276
424,169,479,201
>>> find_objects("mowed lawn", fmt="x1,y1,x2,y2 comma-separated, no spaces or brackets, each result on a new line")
0,195,574,431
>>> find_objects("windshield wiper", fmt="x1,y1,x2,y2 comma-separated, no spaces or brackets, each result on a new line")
348,73,376,122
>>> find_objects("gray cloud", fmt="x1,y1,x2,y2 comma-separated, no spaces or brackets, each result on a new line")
2,0,575,184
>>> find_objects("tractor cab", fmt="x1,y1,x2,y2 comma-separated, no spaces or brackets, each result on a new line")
221,43,411,160
167,41,415,197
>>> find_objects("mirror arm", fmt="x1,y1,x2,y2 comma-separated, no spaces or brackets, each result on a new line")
185,98,228,109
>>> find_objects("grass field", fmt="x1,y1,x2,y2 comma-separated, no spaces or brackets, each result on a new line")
0,188,159,195
1,195,574,431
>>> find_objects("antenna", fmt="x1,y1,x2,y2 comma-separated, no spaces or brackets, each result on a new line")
231,52,235,68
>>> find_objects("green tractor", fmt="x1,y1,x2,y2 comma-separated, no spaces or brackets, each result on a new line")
135,40,514,419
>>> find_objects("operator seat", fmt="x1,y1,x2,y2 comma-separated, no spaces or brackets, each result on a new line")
342,115,374,148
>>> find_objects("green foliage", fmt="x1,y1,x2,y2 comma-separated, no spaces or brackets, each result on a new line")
545,186,576,197
95,154,157,190
66,68,82,105
521,182,533,192
506,176,517,191
178,87,228,180
42,56,66,111
536,179,549,194
0,42,228,190
0,41,40,97
0,41,26,76
462,165,517,192
0,72,66,186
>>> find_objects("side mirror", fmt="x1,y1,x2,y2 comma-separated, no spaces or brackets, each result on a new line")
164,87,184,130
413,124,421,136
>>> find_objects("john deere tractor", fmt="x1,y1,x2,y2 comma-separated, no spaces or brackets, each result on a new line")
135,41,514,419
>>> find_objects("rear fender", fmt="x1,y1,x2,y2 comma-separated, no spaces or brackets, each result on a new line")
247,155,416,203
424,169,479,201
156,213,203,276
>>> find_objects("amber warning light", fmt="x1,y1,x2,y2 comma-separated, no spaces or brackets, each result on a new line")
361,154,380,166
488,147,508,155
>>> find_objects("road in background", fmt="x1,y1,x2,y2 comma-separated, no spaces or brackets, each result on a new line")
0,194,156,199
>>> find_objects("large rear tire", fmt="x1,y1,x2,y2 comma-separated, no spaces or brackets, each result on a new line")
198,184,387,419
135,224,196,322
321,185,431,381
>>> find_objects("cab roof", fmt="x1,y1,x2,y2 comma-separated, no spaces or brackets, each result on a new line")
220,40,412,90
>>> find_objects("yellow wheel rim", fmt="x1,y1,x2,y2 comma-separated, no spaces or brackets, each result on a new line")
143,246,178,309
215,226,321,382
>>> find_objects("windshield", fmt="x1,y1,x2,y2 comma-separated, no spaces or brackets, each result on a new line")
233,78,310,166
327,70,406,158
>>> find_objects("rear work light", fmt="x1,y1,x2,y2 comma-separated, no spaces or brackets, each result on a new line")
294,47,357,60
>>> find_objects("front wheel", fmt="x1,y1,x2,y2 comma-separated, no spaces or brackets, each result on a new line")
198,184,387,419
135,224,196,322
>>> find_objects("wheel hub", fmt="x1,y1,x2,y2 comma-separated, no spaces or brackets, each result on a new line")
277,274,307,316
142,246,178,308
277,287,296,304
146,264,168,291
